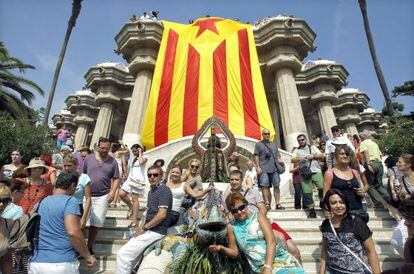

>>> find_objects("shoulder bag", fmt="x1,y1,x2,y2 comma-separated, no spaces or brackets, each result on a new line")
329,218,372,274
127,157,146,190
262,141,285,174
299,146,312,180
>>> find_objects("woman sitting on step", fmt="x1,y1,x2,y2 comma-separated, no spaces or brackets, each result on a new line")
209,192,305,274
166,165,214,227
320,188,380,274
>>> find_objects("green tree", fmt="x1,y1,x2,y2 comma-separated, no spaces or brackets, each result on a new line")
358,0,394,116
378,115,414,156
43,0,82,125
0,112,54,166
0,42,44,119
392,80,414,98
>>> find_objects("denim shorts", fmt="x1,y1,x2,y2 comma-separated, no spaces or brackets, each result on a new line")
258,172,280,188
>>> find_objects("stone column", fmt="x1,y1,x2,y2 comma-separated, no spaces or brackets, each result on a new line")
90,102,114,147
317,100,337,138
344,122,358,136
74,123,89,149
122,70,153,146
266,92,282,148
274,67,307,151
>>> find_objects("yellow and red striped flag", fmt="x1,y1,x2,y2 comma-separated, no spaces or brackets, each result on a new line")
142,17,275,149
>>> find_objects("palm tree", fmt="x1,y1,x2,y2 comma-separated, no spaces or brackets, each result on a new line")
0,42,44,119
358,0,394,116
43,0,82,125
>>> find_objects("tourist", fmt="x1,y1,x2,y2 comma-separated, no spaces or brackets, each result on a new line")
119,144,147,227
227,152,240,170
40,153,57,185
359,132,391,208
139,11,150,20
318,141,328,175
209,192,305,273
166,165,213,227
385,156,401,207
290,148,302,210
181,159,204,210
151,10,159,20
130,14,137,22
1,179,24,220
28,172,97,273
17,158,53,213
1,150,24,183
52,145,71,175
109,142,127,208
244,159,258,189
0,184,13,274
323,145,367,221
56,125,69,150
83,137,120,254
325,126,355,168
321,130,330,143
153,159,167,181
399,197,414,263
311,134,320,147
254,128,285,210
63,154,91,229
352,134,361,149
75,146,91,174
223,170,302,263
115,165,172,274
389,154,413,259
291,134,324,218
320,189,380,274
397,154,414,201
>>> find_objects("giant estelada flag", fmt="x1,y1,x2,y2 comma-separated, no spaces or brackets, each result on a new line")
142,17,275,149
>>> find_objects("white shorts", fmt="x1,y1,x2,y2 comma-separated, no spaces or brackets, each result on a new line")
121,181,145,197
90,194,109,228
29,260,80,274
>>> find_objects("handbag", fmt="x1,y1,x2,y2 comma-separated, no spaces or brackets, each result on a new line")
299,146,312,180
128,177,146,190
329,218,372,274
262,141,285,174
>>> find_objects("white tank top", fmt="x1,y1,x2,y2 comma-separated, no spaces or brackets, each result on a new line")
170,182,186,212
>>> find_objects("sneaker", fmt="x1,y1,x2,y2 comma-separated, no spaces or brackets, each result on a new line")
307,210,317,218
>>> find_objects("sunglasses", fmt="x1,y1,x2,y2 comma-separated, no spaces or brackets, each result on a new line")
230,204,246,214
147,173,159,178
190,165,199,169
298,138,306,142
0,197,11,205
263,133,270,136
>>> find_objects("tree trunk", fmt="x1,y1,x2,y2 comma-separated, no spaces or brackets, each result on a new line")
358,0,394,116
43,0,82,125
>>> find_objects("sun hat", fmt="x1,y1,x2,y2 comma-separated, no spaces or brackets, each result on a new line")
24,158,47,173
60,145,70,151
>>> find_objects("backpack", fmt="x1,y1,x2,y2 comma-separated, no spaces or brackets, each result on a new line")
8,200,43,255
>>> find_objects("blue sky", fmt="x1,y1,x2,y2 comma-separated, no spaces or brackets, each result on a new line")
1,0,413,121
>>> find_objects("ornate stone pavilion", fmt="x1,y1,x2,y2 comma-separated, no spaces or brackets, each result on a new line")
52,15,382,155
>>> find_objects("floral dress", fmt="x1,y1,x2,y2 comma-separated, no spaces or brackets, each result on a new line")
232,212,305,274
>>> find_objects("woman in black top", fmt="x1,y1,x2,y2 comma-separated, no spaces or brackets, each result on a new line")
320,189,380,274
323,145,367,221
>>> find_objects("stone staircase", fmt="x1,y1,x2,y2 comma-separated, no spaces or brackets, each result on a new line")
80,193,403,273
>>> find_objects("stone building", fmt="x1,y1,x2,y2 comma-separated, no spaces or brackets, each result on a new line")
52,15,381,157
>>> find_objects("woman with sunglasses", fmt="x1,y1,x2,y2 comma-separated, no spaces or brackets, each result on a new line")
181,159,204,208
209,192,304,274
166,165,214,227
320,189,380,274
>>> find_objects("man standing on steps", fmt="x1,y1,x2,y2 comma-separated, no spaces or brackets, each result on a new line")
254,128,285,210
83,137,120,255
115,165,172,274
29,172,97,273
291,134,324,218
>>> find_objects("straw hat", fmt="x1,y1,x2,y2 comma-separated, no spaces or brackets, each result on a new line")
24,158,47,173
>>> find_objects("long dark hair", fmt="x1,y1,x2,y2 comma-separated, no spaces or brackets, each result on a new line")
323,188,350,213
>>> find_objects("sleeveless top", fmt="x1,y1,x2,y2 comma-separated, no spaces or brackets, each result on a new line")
170,182,186,212
332,171,362,211
232,212,304,273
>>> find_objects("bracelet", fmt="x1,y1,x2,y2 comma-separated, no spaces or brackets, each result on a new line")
263,264,272,270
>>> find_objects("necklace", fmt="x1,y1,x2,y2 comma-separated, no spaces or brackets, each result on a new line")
26,179,45,203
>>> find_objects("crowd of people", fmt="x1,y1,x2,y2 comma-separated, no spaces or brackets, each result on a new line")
0,124,412,273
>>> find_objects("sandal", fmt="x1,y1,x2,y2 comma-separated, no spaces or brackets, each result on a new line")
276,204,285,210
265,203,271,210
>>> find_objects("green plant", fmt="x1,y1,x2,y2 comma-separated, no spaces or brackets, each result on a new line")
171,243,245,274
377,115,414,156
0,112,54,166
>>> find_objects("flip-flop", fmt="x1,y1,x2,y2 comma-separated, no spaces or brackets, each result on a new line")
265,203,271,210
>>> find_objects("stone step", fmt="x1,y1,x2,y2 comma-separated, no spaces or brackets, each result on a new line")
91,237,397,256
88,225,394,241
267,209,392,219
78,253,402,274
